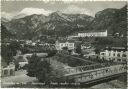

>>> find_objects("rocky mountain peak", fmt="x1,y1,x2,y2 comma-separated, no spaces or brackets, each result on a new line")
2,5,126,40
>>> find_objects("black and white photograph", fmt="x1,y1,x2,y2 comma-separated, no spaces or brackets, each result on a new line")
1,0,127,88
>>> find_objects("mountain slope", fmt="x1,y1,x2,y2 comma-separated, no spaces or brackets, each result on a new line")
4,12,94,39
1,24,15,41
89,5,127,36
2,5,127,40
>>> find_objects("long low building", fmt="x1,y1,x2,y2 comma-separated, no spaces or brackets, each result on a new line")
68,30,108,39
78,30,107,37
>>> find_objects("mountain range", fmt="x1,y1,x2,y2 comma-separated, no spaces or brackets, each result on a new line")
1,5,127,40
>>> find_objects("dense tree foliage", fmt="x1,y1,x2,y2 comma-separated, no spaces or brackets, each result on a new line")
1,24,14,41
27,54,42,77
47,50,57,57
1,41,21,65
1,45,14,65
62,46,68,51
27,54,63,84
76,44,82,54
36,59,52,83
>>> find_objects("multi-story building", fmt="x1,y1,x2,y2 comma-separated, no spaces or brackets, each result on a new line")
55,40,75,50
1,62,15,77
100,47,127,62
78,30,107,37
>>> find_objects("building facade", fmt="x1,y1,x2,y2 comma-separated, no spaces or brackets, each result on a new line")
1,62,15,77
78,30,107,37
100,48,127,62
55,40,75,50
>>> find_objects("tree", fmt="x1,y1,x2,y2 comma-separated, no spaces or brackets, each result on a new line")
1,45,12,65
47,38,55,44
94,48,100,54
1,24,14,41
62,46,68,51
78,37,83,41
15,60,19,71
76,44,82,54
61,46,69,54
27,53,41,77
36,59,52,83
27,54,55,84
1,40,21,65
68,50,72,55
47,50,57,57
9,41,21,56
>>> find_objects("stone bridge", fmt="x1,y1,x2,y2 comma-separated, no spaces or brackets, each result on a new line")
45,56,126,83
64,64,126,83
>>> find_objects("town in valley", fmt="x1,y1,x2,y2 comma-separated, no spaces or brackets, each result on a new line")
1,1,127,88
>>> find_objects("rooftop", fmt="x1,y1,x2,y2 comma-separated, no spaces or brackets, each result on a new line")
14,55,27,62
57,39,75,43
78,30,107,33
105,46,127,51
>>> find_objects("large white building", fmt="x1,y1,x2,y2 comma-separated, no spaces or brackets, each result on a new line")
78,30,107,37
100,47,127,62
55,40,75,50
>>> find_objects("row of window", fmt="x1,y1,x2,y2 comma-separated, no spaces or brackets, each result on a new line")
101,53,127,57
78,33,107,37
60,43,74,47
2,69,15,77
108,53,127,57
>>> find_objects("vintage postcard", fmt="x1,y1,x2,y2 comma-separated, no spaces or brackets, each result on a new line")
1,0,127,88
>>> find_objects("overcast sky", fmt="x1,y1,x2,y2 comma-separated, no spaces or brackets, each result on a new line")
1,1,127,19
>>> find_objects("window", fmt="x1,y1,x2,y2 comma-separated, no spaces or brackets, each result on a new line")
4,70,8,76
61,44,63,46
113,53,115,56
112,58,115,61
10,69,14,75
117,59,121,62
106,69,108,73
117,54,120,57
69,44,73,46
101,53,105,55
102,57,105,60
122,54,127,57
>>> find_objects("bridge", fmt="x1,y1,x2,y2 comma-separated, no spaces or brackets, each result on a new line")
64,64,126,83
46,55,127,84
